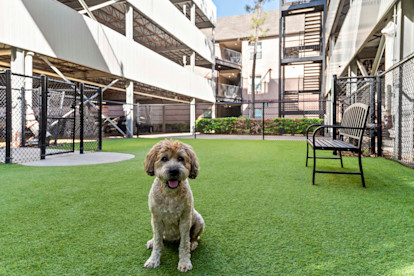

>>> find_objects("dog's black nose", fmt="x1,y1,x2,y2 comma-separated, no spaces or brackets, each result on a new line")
169,168,179,177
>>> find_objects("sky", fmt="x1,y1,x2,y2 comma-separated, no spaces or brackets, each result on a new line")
212,0,279,18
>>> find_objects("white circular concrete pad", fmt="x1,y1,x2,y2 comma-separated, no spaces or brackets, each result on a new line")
22,152,135,166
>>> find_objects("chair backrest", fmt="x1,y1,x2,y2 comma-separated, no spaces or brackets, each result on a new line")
339,103,370,148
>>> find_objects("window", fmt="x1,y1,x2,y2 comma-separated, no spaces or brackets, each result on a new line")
203,109,212,118
250,42,262,59
254,108,262,119
248,75,262,93
249,108,263,119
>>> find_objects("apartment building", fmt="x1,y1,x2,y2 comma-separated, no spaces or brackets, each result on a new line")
204,10,308,119
325,0,414,88
0,0,216,136
324,0,414,163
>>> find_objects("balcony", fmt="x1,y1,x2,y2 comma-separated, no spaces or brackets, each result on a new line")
282,32,323,63
215,46,242,70
222,48,242,65
281,0,325,15
216,84,242,102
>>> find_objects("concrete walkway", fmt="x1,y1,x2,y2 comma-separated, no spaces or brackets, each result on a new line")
138,133,307,141
22,151,135,167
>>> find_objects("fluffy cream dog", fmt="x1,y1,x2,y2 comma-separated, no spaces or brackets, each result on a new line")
144,140,204,272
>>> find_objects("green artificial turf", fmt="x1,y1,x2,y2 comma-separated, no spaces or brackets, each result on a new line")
1,138,414,275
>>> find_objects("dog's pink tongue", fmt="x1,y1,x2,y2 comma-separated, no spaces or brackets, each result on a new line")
168,180,179,188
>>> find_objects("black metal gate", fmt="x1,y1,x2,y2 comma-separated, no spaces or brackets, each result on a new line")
43,78,77,157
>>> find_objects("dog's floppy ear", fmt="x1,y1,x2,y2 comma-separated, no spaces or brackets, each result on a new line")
184,144,199,179
144,142,163,176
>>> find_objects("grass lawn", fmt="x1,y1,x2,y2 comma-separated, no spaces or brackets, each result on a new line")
1,138,414,275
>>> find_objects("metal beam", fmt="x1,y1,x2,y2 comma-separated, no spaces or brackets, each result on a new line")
77,0,97,21
103,79,119,92
170,0,192,4
356,59,368,77
0,49,11,56
372,35,385,75
79,0,125,14
39,55,73,84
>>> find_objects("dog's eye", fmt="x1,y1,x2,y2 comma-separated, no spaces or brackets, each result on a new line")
161,156,168,162
177,157,184,162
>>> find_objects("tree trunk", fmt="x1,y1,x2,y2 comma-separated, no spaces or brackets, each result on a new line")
251,52,257,118
251,41,258,118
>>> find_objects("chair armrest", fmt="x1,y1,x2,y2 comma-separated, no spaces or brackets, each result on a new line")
306,124,322,139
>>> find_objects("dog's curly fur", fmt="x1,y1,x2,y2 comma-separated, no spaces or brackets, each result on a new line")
143,140,204,272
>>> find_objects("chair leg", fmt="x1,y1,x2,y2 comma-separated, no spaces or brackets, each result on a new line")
306,143,309,167
358,152,366,187
312,148,316,185
339,151,343,168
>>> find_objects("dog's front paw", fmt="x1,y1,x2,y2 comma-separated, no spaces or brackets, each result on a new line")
190,241,198,251
177,259,192,272
146,239,153,249
144,257,160,269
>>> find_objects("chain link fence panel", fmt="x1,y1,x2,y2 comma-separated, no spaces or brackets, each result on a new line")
380,55,414,168
0,71,102,164
0,71,6,163
45,78,76,156
334,76,377,154
82,85,101,151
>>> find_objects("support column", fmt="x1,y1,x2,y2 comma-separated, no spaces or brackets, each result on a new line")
162,105,166,133
125,3,133,40
125,81,134,138
382,21,397,144
190,98,196,134
348,60,357,104
190,3,196,72
24,51,39,138
10,47,24,147
211,27,216,112
125,4,134,138
190,52,195,72
190,3,195,24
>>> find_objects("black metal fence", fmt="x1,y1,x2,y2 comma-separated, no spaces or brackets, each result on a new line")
0,70,102,164
333,53,414,168
136,100,327,139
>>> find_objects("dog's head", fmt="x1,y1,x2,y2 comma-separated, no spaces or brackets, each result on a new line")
144,140,199,189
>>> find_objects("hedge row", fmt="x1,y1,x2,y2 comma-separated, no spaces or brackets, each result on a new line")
196,117,324,135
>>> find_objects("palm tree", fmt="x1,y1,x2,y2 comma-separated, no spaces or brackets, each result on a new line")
245,0,268,118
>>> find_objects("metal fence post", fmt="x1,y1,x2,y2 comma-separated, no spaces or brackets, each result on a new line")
370,78,376,154
79,83,84,154
72,84,76,153
40,75,47,160
20,87,26,147
396,67,403,160
194,102,197,139
262,102,265,140
332,75,337,140
5,70,12,164
376,74,382,156
98,87,102,151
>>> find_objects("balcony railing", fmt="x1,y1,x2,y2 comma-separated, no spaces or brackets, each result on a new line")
281,0,313,6
216,46,242,65
282,35,322,59
217,84,242,101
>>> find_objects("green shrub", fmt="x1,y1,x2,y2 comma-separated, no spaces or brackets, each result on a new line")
196,117,323,135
